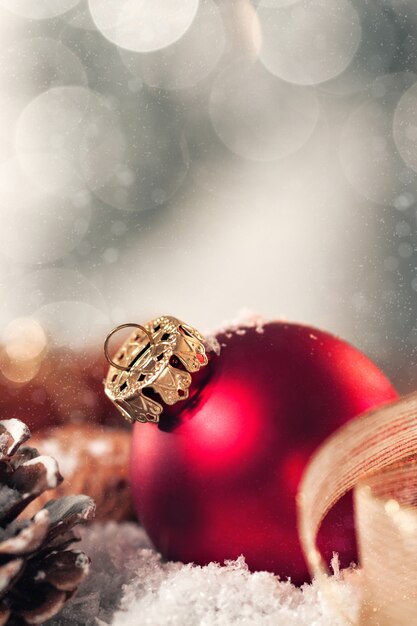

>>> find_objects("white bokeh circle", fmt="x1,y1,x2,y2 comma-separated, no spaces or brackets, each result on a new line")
88,0,199,53
14,86,89,196
258,0,361,86
0,268,109,350
0,0,81,19
83,97,190,211
15,86,126,199
393,82,417,173
257,0,301,6
0,158,91,266
319,2,397,97
34,301,109,349
340,73,417,205
340,101,397,205
119,0,225,91
0,38,87,101
2,317,46,361
209,63,320,161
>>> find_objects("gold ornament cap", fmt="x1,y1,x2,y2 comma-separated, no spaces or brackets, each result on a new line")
104,316,208,424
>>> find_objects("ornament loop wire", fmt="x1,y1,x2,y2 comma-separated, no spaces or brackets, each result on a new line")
104,323,155,371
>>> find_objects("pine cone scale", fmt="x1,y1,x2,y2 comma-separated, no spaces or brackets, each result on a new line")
0,560,23,597
0,422,30,460
17,585,68,625
0,420,95,625
38,551,90,592
0,605,11,626
10,458,62,498
0,512,49,557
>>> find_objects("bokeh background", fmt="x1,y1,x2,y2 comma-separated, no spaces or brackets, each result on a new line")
0,0,417,398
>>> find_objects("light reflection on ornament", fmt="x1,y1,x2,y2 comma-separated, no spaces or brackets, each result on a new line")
119,0,225,91
209,62,319,161
0,0,81,19
258,0,361,86
183,381,263,475
393,82,417,173
88,0,199,53
0,158,91,266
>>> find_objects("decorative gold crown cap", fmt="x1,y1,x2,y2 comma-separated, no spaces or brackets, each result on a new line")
104,316,208,424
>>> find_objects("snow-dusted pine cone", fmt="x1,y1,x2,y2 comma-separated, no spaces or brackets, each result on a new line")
0,418,95,625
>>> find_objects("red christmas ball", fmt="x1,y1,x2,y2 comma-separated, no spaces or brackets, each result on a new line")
130,321,397,582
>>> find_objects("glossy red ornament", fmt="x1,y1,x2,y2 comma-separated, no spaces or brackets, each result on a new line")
130,321,398,583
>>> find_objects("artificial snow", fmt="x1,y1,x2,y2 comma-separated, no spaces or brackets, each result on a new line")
213,310,267,337
47,522,359,626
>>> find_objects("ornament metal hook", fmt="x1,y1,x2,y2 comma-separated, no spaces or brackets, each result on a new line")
104,323,155,371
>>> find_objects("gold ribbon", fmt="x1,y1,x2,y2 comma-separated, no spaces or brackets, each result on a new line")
297,392,417,625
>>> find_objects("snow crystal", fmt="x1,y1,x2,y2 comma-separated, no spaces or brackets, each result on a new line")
47,523,360,626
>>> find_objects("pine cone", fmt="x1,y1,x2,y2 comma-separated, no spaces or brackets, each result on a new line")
0,418,95,625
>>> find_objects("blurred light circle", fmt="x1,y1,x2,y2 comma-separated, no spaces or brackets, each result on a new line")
34,301,109,349
258,0,361,86
209,63,319,161
5,268,106,315
2,317,46,361
0,95,22,163
394,192,414,211
340,100,398,205
398,242,413,258
88,100,189,211
393,82,417,173
0,38,87,101
15,86,125,198
0,158,91,265
0,268,108,350
340,73,417,205
320,1,397,97
0,0,81,19
88,0,199,52
257,0,301,6
78,98,127,193
0,351,41,384
14,86,90,195
64,5,97,30
119,0,225,91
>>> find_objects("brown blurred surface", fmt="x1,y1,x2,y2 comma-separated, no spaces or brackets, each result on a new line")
27,423,134,522
0,347,124,432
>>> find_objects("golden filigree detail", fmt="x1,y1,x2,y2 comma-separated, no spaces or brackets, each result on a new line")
104,316,208,423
